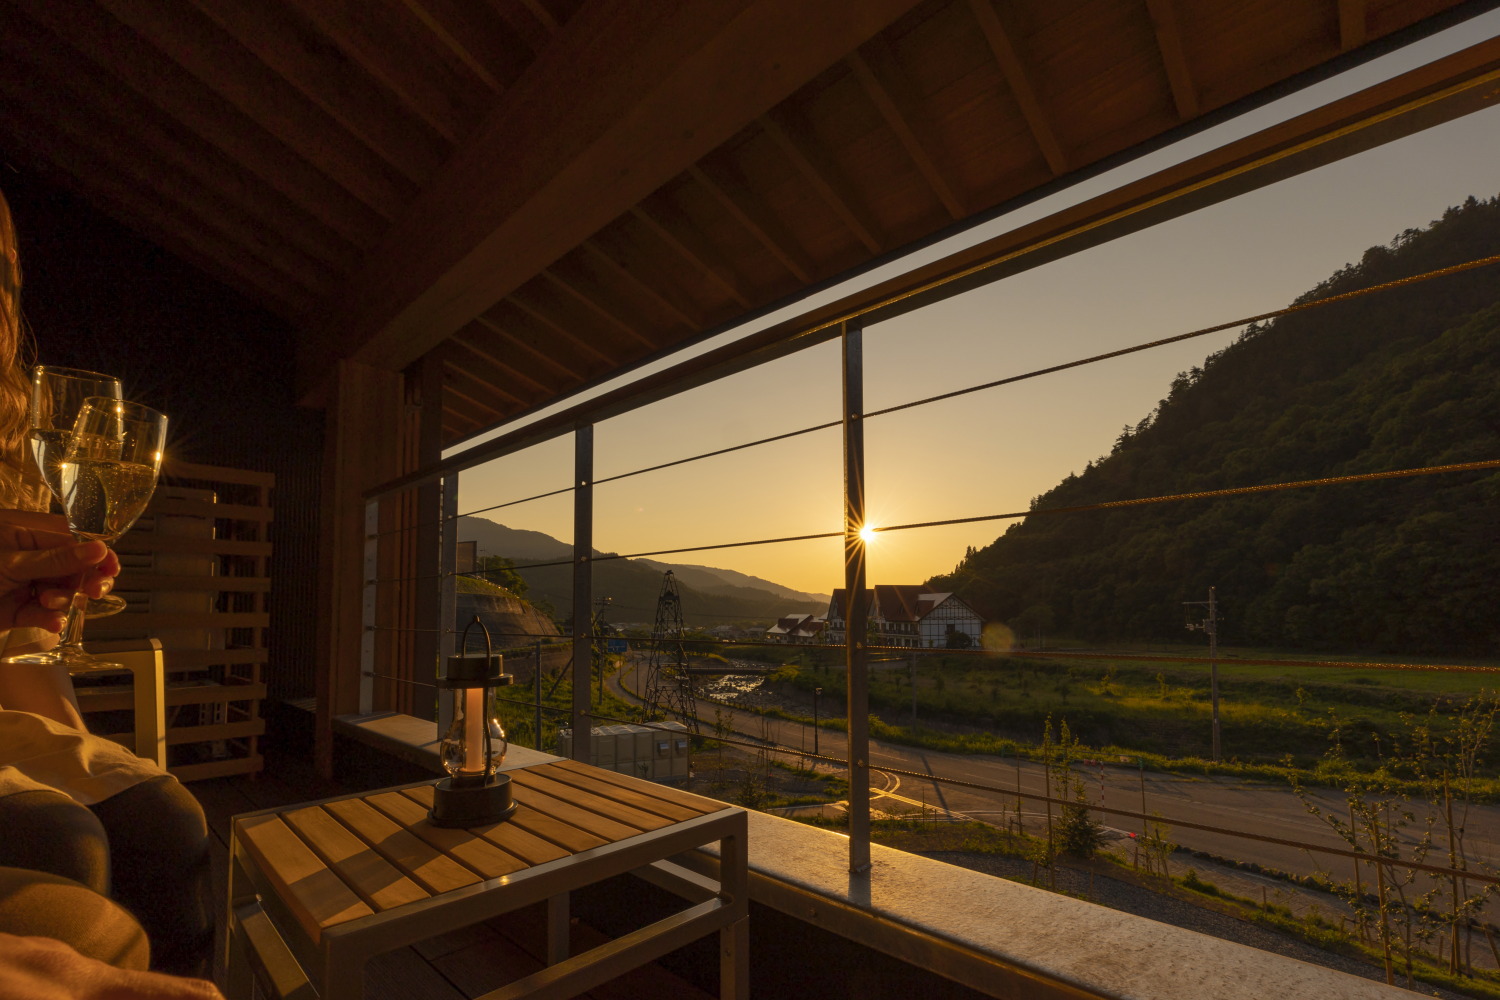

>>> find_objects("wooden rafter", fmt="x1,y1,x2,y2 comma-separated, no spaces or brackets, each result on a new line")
577,240,699,330
89,0,416,213
537,270,656,351
185,0,448,184
11,0,387,242
1145,0,1200,120
447,333,555,397
759,110,882,253
441,358,529,411
628,204,750,309
317,0,924,380
281,0,485,142
492,0,555,55
439,377,503,427
687,164,813,285
846,48,966,220
508,283,625,364
471,314,586,383
965,0,1068,175
0,21,360,274
393,0,503,92
1339,0,1368,51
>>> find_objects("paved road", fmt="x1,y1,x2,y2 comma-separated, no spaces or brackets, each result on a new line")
611,656,1500,896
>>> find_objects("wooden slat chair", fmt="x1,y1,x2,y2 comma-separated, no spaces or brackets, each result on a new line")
68,637,167,769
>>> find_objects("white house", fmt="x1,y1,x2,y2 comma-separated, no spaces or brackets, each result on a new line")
824,586,983,649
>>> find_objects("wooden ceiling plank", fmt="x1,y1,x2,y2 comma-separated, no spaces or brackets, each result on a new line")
535,270,654,352
10,0,386,243
628,204,750,309
442,359,529,410
0,96,335,296
965,0,1070,174
317,0,926,380
185,0,449,184
1145,0,1201,120
1339,0,1369,51
394,0,503,91
0,22,360,274
88,0,415,214
472,314,588,383
507,285,623,365
519,0,560,33
846,49,966,220
759,111,882,253
489,0,555,56
687,164,813,285
282,0,485,142
577,240,700,331
440,379,502,425
0,111,310,318
447,334,554,397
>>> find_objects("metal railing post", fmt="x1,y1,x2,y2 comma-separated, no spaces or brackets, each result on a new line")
571,425,594,763
843,320,871,874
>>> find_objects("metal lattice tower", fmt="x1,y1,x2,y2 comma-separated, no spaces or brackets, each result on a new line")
642,570,698,732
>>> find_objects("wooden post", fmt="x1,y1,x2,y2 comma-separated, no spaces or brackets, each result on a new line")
842,320,871,875
316,360,405,778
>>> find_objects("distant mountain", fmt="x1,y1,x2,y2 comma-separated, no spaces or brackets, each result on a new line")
927,195,1500,655
455,515,824,625
635,558,829,605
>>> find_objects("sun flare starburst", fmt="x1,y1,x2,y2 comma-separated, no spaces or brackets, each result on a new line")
858,524,879,544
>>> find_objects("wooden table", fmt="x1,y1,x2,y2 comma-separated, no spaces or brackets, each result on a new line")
222,760,748,1000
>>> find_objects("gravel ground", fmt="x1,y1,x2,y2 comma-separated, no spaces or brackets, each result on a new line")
924,850,1469,999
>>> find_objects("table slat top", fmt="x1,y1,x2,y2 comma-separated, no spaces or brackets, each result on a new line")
232,761,730,946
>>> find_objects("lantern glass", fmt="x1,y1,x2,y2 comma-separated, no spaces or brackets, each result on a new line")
439,685,508,778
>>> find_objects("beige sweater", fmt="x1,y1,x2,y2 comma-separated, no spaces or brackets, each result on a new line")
0,628,164,805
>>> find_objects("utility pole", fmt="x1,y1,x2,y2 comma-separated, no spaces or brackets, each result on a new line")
592,597,612,704
1185,586,1221,761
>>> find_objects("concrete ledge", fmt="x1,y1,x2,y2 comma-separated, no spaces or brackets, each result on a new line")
335,714,1404,999
332,712,561,773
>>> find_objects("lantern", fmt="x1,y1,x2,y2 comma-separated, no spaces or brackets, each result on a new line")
429,617,517,828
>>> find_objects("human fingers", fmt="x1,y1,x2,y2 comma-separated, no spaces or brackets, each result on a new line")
0,508,68,535
0,540,110,592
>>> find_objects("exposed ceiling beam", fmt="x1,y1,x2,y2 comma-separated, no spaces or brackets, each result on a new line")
449,332,557,397
441,358,530,411
394,0,504,92
688,164,813,285
846,48,966,220
1146,0,1200,120
185,0,448,183
628,204,751,309
965,0,1068,175
309,0,925,392
759,111,882,252
1339,0,1368,51
537,270,656,351
577,239,700,330
90,0,415,212
471,313,587,384
10,0,387,242
508,283,626,364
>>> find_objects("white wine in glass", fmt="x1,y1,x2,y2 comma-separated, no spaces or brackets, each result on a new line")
8,397,167,671
28,366,128,618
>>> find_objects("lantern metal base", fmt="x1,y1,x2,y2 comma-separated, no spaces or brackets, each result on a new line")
428,773,517,828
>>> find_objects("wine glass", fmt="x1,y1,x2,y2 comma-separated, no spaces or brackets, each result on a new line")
29,366,128,618
7,397,167,671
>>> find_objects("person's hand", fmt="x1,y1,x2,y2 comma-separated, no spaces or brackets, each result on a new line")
0,933,222,999
0,509,120,632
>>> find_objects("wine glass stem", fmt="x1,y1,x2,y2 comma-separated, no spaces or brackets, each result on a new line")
56,569,90,651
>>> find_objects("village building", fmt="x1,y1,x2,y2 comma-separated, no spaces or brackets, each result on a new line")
766,613,827,644
824,586,983,649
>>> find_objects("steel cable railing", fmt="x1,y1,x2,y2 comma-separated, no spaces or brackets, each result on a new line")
366,252,1500,543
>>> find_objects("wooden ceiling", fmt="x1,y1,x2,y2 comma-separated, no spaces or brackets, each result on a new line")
0,0,1484,446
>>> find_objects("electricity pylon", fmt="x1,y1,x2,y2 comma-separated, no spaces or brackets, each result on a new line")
642,570,699,733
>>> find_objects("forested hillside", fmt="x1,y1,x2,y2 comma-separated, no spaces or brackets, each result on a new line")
927,196,1500,655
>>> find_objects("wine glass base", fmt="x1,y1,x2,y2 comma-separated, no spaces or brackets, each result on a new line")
85,594,127,618
3,645,123,672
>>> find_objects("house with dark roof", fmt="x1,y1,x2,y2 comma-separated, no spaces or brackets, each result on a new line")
825,586,983,649
767,613,827,644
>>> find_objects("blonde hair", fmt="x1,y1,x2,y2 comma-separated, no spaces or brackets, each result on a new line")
0,189,46,511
